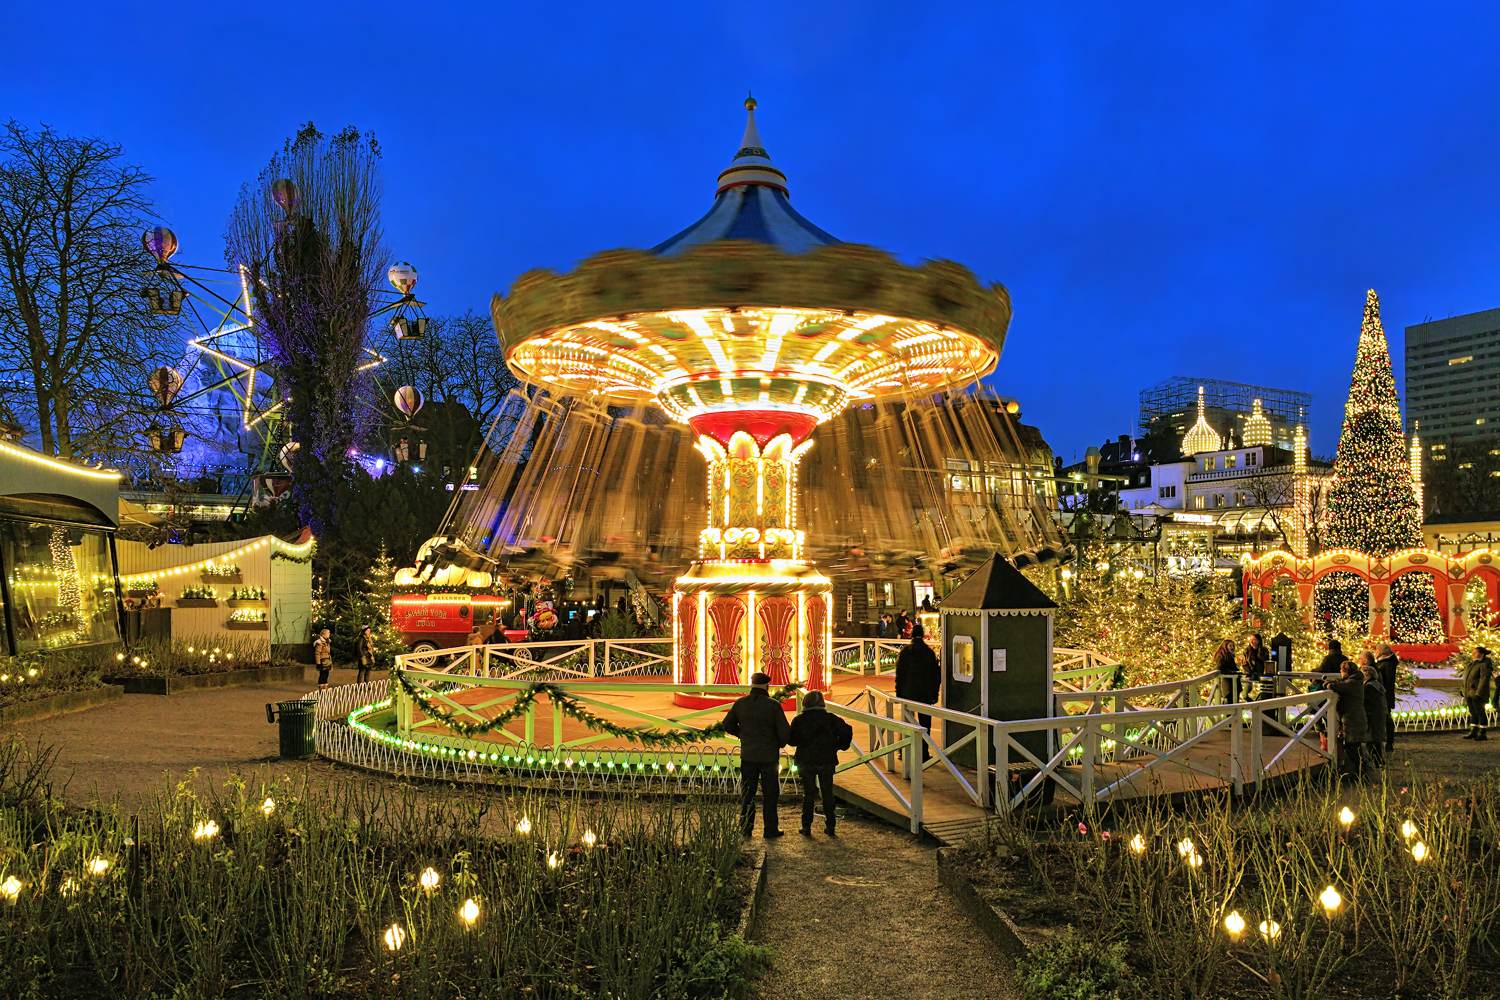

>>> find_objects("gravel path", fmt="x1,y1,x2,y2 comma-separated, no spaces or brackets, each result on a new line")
749,805,1022,1000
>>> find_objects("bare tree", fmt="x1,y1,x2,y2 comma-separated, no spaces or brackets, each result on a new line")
226,123,387,530
0,122,169,458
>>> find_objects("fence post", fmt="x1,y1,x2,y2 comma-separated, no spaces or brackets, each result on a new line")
994,728,1009,814
1081,717,1097,806
1229,704,1244,797
977,717,991,809
1326,695,1339,772
588,643,597,678
395,677,411,735
1249,703,1264,792
909,730,924,835
603,640,611,676
885,699,897,774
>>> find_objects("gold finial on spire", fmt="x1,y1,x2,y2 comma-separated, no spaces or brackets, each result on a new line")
745,91,757,111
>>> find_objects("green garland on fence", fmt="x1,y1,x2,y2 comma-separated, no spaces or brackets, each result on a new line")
392,670,803,747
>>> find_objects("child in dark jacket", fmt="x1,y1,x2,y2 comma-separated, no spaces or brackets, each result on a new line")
788,691,854,837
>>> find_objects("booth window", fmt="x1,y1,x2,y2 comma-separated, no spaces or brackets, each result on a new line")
951,634,974,682
1,520,119,652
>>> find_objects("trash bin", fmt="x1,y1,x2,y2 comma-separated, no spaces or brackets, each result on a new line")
267,698,317,759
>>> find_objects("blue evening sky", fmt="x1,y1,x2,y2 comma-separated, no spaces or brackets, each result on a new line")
5,2,1497,461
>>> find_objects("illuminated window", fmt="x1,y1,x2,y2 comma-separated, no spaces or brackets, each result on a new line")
1224,455,1237,469
951,635,974,683
1448,356,1474,366
1204,458,1216,471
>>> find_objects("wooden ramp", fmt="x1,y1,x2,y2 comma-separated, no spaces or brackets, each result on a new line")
834,725,1327,846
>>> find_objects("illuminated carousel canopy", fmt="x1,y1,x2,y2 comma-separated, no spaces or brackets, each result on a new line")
491,98,1017,702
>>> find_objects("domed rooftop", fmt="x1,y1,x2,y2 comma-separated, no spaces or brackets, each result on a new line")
652,95,838,255
1181,385,1223,456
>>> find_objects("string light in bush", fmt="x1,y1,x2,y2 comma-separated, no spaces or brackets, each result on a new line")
459,898,480,927
1400,819,1417,841
1128,833,1146,855
383,923,407,951
1185,850,1204,869
1319,885,1343,914
1411,841,1429,863
1223,910,1246,937
87,857,110,877
0,875,23,901
1258,919,1282,941
1176,837,1195,857
546,851,562,870
418,867,441,892
582,829,598,848
260,798,276,817
516,816,532,836
1337,806,1355,828
192,819,220,841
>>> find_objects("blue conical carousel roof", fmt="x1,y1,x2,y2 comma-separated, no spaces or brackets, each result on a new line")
652,95,839,255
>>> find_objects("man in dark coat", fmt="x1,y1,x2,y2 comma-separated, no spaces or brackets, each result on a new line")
895,623,941,760
722,672,791,837
1315,639,1345,676
788,690,853,837
1462,646,1493,741
1374,643,1399,751
1325,659,1368,777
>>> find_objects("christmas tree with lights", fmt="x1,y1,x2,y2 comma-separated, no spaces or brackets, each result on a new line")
1317,289,1443,641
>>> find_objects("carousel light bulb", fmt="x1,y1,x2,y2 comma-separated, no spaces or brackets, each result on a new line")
1223,910,1246,937
458,897,480,927
1319,885,1343,914
383,922,406,951
87,857,110,877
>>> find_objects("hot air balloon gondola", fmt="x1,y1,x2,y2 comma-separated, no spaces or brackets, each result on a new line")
146,425,187,454
147,366,185,408
391,314,428,340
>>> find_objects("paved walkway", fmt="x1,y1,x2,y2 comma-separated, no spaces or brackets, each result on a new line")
751,805,1021,1000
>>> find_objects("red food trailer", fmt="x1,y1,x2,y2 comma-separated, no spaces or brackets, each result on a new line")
390,594,524,662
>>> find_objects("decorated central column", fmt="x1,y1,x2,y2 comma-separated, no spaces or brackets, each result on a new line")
671,409,832,706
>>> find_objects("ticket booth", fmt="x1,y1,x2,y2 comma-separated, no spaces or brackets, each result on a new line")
940,556,1055,768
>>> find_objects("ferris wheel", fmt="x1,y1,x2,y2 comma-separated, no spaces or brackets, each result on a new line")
138,177,432,502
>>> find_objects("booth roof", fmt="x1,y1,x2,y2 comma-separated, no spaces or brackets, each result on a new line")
940,555,1056,611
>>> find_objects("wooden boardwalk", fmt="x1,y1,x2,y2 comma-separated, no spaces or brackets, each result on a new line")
410,673,1327,845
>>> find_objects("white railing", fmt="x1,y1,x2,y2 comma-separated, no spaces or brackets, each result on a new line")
830,637,905,675
394,637,674,681
825,699,927,834
994,690,1336,813
1053,670,1221,717
1052,647,1124,693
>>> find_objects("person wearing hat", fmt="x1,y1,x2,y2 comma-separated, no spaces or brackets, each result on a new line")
895,623,941,760
788,690,853,837
1462,645,1493,741
722,672,791,838
356,625,377,684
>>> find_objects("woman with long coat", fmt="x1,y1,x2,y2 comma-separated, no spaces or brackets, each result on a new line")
1213,639,1239,703
1358,653,1387,767
1325,660,1369,777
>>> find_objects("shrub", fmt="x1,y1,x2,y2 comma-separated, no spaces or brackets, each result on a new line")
1018,926,1131,1000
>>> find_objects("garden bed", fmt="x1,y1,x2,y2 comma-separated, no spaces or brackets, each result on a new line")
0,738,769,998
941,778,1500,999
0,684,124,725
105,664,306,695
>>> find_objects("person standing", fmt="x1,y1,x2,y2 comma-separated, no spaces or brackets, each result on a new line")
356,625,376,684
895,623,941,760
1325,660,1369,777
1243,633,1268,684
313,628,333,691
896,610,912,639
1213,639,1239,703
1374,643,1399,751
788,690,853,837
1316,639,1345,676
1358,653,1387,767
721,672,791,838
1461,645,1493,741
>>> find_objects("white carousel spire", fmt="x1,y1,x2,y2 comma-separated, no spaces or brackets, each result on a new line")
1181,385,1222,456
716,93,789,194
